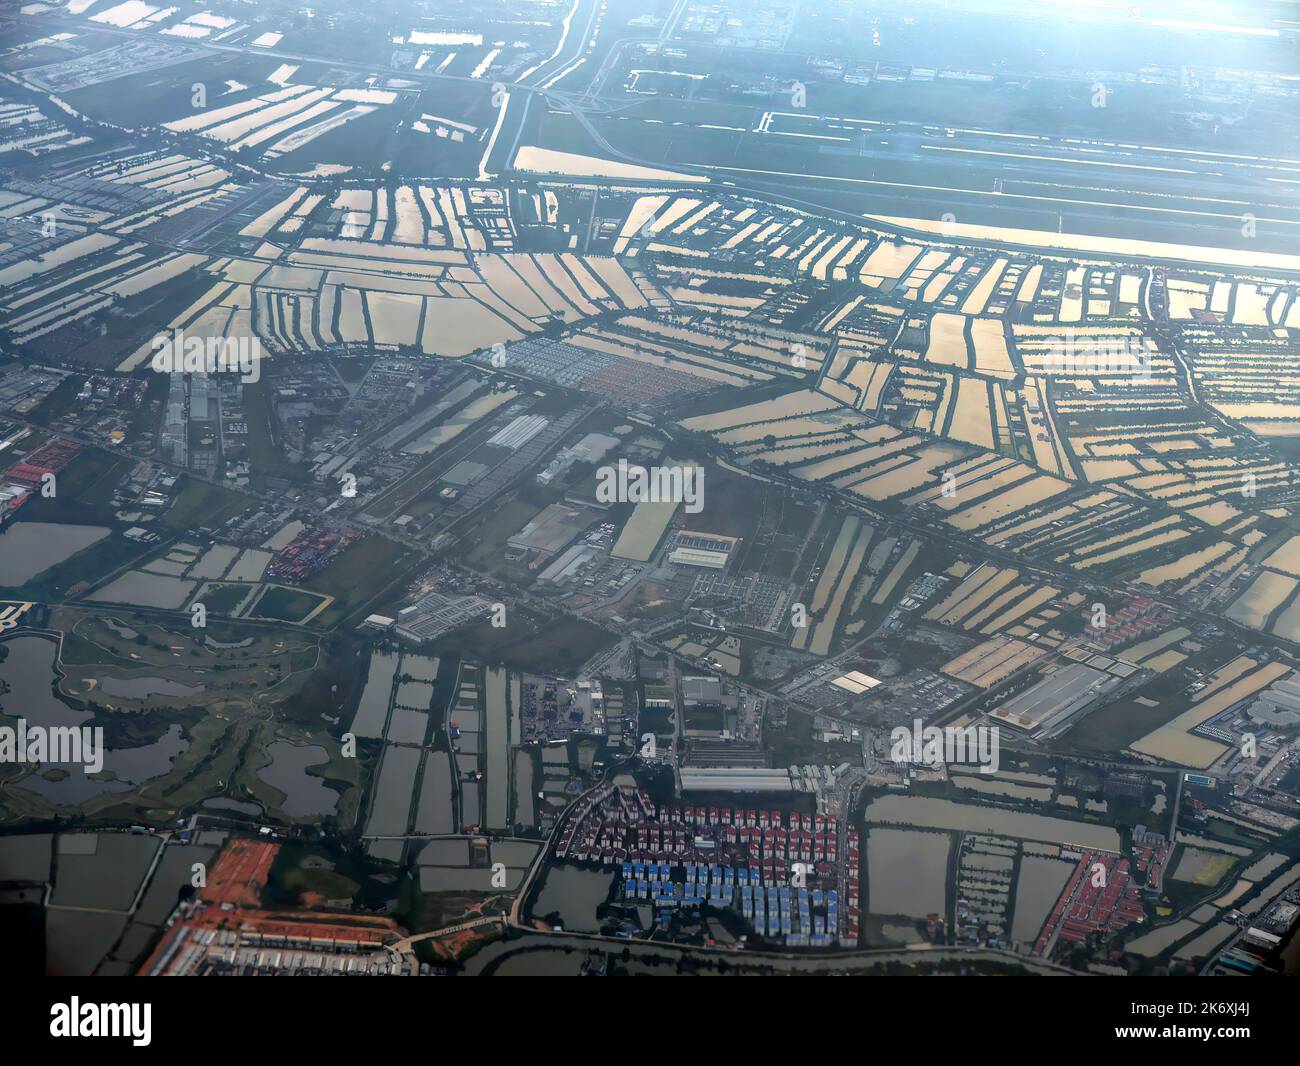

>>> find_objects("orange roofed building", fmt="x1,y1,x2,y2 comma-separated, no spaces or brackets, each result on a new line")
139,837,416,976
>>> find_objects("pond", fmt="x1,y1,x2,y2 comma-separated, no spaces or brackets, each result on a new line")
866,828,950,919
414,751,454,834
1011,855,1075,946
0,522,110,585
88,571,196,609
862,794,1120,850
350,649,398,739
12,723,188,806
0,634,87,728
364,745,420,836
256,741,338,817
529,864,614,933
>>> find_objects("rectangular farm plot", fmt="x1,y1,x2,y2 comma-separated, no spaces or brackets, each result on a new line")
679,390,839,433
924,312,968,370
948,378,995,449
946,474,1074,531
970,318,1015,378
1226,570,1298,631
1130,660,1292,767
612,500,680,561
859,240,923,282
363,745,421,837
1264,535,1300,578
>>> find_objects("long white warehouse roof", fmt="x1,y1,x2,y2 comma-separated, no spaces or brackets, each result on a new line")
680,768,794,792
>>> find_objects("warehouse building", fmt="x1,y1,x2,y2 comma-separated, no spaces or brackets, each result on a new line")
668,546,729,569
487,414,549,450
507,502,598,558
680,768,795,793
990,662,1122,739
394,592,494,643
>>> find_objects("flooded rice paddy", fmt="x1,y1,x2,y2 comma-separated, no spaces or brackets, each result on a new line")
0,522,109,584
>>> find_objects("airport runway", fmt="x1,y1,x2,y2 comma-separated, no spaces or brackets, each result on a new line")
12,6,1300,253
558,106,1300,254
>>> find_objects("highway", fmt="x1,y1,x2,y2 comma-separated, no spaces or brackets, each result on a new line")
461,923,1083,975
514,0,604,91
